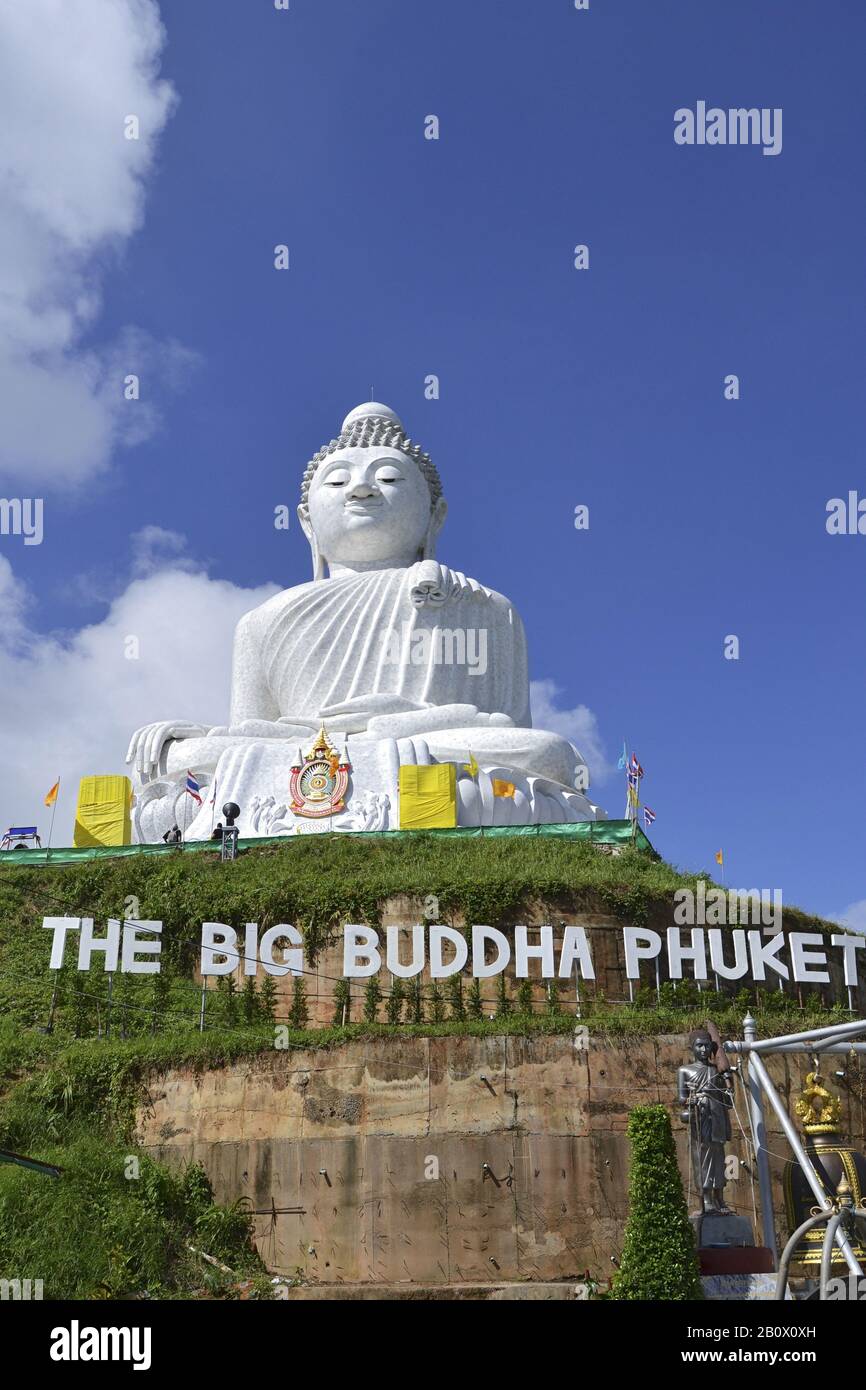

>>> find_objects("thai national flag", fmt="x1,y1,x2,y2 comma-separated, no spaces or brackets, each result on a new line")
629,753,644,778
643,807,656,827
185,772,202,805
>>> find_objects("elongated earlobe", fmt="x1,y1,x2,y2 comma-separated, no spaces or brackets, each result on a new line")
298,502,327,579
422,496,447,560
310,535,326,580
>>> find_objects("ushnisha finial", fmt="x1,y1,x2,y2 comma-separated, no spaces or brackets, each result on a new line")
341,401,403,432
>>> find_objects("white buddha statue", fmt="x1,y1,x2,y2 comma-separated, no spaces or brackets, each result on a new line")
127,402,604,839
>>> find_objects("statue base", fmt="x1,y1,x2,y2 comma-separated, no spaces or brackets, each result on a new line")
702,1274,785,1300
133,734,605,843
692,1211,755,1249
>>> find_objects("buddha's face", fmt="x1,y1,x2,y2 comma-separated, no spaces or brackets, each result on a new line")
301,446,443,566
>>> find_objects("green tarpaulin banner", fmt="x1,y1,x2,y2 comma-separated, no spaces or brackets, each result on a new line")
0,819,655,868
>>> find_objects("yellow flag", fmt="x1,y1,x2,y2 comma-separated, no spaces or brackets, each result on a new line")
715,849,724,866
463,752,479,779
627,783,639,808
492,779,515,799
44,779,60,808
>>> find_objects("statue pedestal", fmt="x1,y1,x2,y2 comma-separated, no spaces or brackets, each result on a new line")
701,1274,785,1300
692,1211,755,1249
693,1211,776,1279
136,733,602,842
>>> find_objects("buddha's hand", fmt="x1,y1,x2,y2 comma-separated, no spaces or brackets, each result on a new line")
206,719,312,739
408,561,492,608
126,721,208,779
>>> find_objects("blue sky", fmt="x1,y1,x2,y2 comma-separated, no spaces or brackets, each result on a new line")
0,0,864,925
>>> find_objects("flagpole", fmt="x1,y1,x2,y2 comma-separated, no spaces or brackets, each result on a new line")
46,776,60,860
622,738,630,821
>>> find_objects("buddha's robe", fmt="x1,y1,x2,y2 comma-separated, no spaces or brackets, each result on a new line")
161,566,584,790
230,567,531,728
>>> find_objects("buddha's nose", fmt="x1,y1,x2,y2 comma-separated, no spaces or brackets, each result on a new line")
347,480,379,499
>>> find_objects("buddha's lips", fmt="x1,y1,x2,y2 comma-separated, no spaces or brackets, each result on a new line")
344,500,383,515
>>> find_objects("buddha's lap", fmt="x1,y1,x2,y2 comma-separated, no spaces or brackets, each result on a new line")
161,724,578,784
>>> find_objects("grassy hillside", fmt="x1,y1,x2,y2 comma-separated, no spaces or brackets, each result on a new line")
0,832,838,1034
0,835,847,1298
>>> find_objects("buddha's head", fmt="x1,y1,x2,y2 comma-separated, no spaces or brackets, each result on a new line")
298,403,447,577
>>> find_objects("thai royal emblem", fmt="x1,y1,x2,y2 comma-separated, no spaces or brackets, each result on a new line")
289,725,351,818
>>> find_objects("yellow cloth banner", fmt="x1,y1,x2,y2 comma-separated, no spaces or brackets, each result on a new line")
73,775,133,848
398,763,457,830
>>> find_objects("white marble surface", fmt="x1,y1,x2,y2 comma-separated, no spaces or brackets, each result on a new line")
127,402,605,840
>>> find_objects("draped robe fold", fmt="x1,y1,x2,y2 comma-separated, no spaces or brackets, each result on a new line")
683,1062,732,1193
231,567,532,728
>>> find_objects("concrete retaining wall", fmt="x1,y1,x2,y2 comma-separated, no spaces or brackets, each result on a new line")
137,1031,866,1286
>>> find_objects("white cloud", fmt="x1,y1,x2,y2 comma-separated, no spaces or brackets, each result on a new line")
530,678,611,788
131,524,202,578
0,0,182,486
836,900,866,935
0,541,277,846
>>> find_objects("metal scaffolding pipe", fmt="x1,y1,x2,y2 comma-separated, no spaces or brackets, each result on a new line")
820,1213,845,1301
729,1017,866,1054
743,1015,778,1259
747,1048,862,1278
775,1211,830,1301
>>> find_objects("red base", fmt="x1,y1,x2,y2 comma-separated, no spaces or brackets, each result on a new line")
699,1247,775,1275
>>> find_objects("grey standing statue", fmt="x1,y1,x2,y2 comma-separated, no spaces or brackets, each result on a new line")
678,1029,734,1215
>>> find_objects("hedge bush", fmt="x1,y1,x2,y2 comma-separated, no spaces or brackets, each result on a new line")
610,1104,702,1300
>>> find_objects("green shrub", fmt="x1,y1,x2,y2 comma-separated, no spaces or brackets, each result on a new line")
385,976,404,1025
610,1104,702,1301
0,1140,261,1299
495,975,511,1017
467,978,483,1020
406,976,423,1023
242,977,258,1024
258,974,277,1023
288,977,308,1029
429,982,445,1023
447,976,465,1021
331,978,350,1027
363,977,382,1024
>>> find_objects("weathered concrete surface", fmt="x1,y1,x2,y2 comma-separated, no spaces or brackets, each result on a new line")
274,1280,584,1300
137,1032,866,1287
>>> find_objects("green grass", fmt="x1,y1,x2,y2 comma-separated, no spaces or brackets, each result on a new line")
0,1135,265,1300
0,834,841,1035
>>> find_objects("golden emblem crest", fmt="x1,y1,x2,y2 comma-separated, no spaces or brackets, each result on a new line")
289,726,351,819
